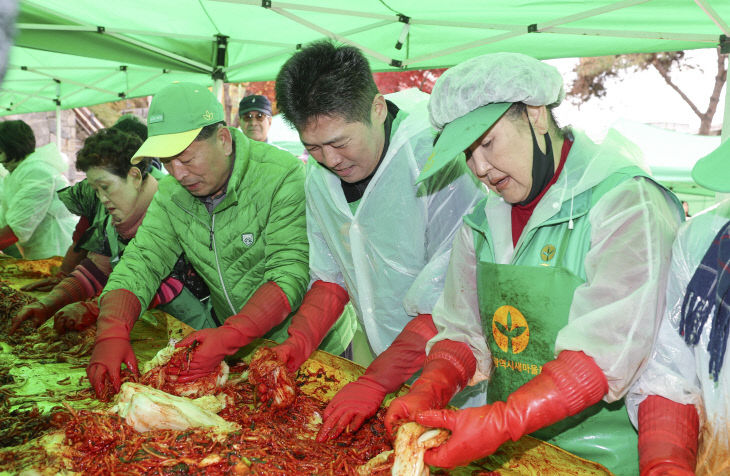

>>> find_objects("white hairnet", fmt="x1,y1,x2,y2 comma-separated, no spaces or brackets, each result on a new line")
429,52,565,131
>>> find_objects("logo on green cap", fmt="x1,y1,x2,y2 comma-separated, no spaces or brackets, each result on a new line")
148,114,164,124
202,110,214,121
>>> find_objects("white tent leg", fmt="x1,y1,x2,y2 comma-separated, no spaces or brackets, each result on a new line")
718,63,729,203
213,78,223,104
56,103,61,150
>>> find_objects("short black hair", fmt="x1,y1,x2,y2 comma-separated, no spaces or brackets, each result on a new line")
112,114,148,141
275,40,378,130
194,121,226,141
76,128,147,179
0,120,35,162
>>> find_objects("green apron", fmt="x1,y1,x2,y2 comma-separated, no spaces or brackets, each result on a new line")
107,217,216,330
470,168,671,476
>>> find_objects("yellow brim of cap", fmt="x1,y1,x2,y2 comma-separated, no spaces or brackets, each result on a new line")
130,127,202,164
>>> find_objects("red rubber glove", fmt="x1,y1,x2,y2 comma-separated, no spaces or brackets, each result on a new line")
272,280,349,372
0,226,19,250
317,314,439,442
415,350,608,469
21,221,89,292
638,395,699,476
174,281,291,382
9,276,89,334
54,300,100,334
384,339,476,437
20,274,65,292
87,289,141,399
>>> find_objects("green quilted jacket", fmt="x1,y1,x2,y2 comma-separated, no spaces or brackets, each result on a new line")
103,128,309,336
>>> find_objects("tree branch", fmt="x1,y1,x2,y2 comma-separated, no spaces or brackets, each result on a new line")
650,59,703,119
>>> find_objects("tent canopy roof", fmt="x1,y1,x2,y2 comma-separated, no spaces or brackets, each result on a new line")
2,0,729,115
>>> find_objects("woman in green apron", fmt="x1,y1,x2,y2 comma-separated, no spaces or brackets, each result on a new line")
10,127,213,335
385,53,683,476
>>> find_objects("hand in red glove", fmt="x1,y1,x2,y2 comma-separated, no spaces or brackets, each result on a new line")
638,395,699,476
20,274,65,292
86,289,141,399
54,300,99,334
317,314,439,442
0,226,19,251
384,339,476,437
415,350,608,469
174,281,291,382
272,280,349,373
9,302,52,333
9,276,89,334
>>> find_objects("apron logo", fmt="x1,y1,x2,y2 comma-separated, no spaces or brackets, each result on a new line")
492,305,530,354
540,244,556,262
241,233,254,247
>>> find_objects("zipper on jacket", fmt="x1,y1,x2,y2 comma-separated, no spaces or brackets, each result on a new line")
210,213,236,315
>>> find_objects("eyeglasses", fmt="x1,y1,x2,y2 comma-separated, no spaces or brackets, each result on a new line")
241,111,268,122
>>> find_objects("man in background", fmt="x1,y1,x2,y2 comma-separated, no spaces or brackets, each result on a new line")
238,94,273,143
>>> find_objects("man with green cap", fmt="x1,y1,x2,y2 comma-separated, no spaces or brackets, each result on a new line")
86,82,310,398
384,52,683,475
626,139,730,476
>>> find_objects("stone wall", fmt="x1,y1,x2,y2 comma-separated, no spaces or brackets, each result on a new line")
1,109,83,183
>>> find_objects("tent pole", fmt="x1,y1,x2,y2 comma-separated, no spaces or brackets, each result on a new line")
56,103,61,150
717,59,729,204
722,68,729,143
213,78,223,103
55,81,62,151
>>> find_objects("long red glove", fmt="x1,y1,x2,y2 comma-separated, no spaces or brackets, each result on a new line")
54,300,100,334
638,395,699,476
21,219,89,292
272,280,349,372
9,276,89,334
384,338,476,436
0,226,19,250
415,350,608,469
317,314,439,442
87,289,141,398
174,281,291,382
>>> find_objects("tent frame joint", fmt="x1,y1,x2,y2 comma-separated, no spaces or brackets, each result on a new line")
527,23,538,33
261,0,271,8
97,25,105,34
720,35,730,54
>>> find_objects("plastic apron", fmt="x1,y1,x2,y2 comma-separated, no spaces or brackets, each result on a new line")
107,217,216,330
473,170,649,476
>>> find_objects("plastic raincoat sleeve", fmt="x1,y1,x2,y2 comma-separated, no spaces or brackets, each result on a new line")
101,192,182,312
427,223,491,383
403,160,485,316
555,177,680,402
2,163,57,242
306,194,346,288
625,211,728,427
261,164,309,309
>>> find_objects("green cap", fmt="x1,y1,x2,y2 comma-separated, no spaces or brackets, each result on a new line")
691,138,730,193
131,82,223,163
418,102,511,183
